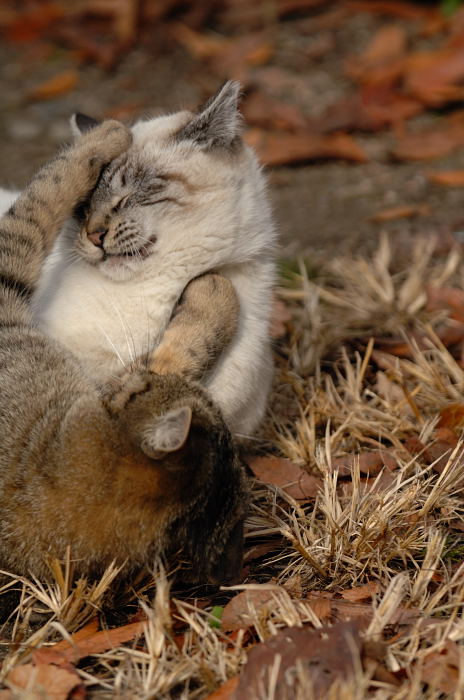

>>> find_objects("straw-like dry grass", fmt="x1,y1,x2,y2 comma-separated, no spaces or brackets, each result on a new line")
2,236,464,698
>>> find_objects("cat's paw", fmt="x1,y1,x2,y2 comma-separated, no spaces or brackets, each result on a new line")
99,370,151,416
72,120,132,187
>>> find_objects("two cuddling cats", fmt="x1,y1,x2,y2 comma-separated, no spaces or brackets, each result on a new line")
0,82,276,585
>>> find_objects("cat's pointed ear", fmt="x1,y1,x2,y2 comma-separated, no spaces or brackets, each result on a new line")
142,406,192,460
177,81,242,150
70,113,102,139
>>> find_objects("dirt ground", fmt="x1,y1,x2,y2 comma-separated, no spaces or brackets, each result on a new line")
2,7,464,260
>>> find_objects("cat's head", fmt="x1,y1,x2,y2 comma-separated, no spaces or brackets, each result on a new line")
102,370,248,584
70,82,268,282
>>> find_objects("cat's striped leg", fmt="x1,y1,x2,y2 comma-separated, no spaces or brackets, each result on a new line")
149,273,239,382
0,121,131,326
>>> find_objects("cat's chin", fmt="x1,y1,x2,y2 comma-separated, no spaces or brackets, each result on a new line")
98,256,141,282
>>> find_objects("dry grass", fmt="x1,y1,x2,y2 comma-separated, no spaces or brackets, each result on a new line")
3,236,464,698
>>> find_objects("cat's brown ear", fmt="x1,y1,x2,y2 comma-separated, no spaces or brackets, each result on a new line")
177,80,242,150
70,113,102,139
141,406,192,460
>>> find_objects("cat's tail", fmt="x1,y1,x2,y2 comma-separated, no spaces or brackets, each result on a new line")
0,121,131,326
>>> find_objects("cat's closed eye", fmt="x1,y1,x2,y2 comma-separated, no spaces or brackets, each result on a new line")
111,195,129,212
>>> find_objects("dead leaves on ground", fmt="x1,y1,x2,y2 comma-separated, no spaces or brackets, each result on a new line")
3,618,145,699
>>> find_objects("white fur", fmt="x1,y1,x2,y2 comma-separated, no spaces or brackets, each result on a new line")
6,103,276,437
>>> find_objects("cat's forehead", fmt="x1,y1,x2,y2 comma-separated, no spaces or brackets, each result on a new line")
131,111,192,149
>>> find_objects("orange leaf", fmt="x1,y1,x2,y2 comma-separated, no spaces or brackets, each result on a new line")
204,677,239,700
28,71,79,101
393,113,464,161
346,24,407,85
245,129,367,166
404,48,464,106
438,404,464,429
247,456,322,500
33,620,144,666
341,581,380,602
222,588,278,631
7,664,80,700
270,298,292,339
344,1,441,21
428,170,464,186
369,205,430,222
242,91,307,132
332,451,398,477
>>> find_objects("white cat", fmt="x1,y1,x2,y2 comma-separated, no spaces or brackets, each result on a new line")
5,82,277,436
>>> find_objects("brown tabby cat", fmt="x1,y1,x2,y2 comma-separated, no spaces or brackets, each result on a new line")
0,120,247,585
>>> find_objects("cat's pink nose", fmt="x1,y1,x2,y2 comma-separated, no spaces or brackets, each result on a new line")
87,229,107,247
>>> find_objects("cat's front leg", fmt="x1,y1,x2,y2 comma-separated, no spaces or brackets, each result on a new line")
148,273,240,382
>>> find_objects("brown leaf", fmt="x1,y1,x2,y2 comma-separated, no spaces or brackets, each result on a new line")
332,450,398,477
426,285,464,321
404,48,464,106
305,592,332,621
33,620,144,666
428,170,464,186
28,70,79,101
346,24,407,85
370,204,430,222
245,129,368,166
222,587,279,631
314,90,422,134
270,298,292,339
393,113,464,161
235,621,364,699
438,404,464,429
421,640,460,695
341,581,380,602
7,664,81,700
247,456,322,500
204,677,239,700
345,1,442,22
242,91,307,132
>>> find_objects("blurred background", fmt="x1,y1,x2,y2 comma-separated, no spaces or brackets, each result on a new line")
1,0,464,257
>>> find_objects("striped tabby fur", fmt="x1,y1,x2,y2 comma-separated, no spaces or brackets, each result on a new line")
0,121,247,584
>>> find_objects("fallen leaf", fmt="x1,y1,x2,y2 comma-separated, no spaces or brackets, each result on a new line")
370,204,430,222
405,429,459,475
341,581,380,602
28,70,79,101
332,450,398,477
438,404,464,429
242,91,307,132
428,170,464,186
404,48,464,106
245,129,368,165
247,456,322,500
244,541,280,563
203,677,239,700
426,285,464,321
345,1,442,22
7,664,80,700
393,113,464,161
314,90,422,133
346,24,407,85
33,620,144,666
421,640,460,695
270,298,292,339
222,587,279,631
235,621,364,699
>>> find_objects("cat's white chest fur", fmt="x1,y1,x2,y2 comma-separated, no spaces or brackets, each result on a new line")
34,255,173,380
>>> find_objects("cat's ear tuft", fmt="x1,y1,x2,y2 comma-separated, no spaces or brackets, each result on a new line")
70,113,101,139
177,81,242,150
141,406,192,460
